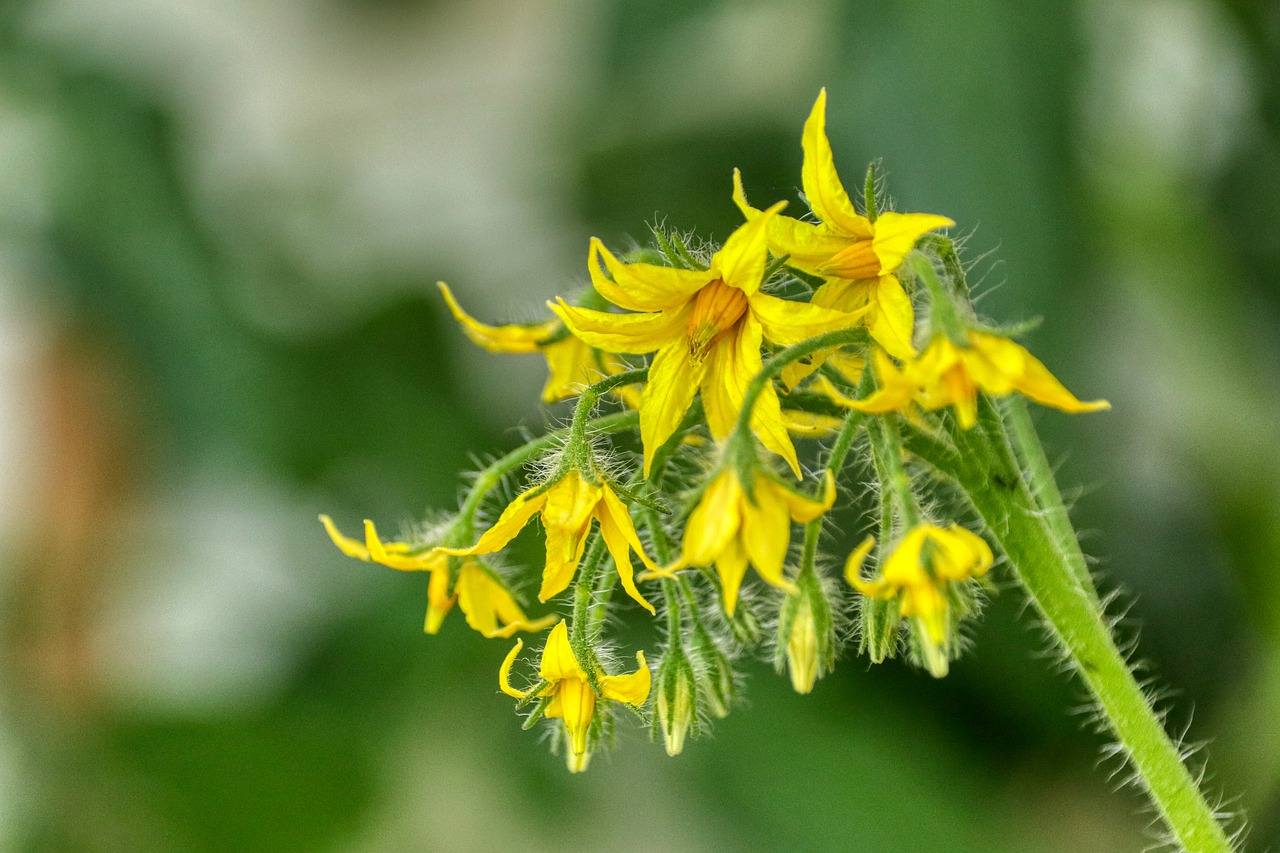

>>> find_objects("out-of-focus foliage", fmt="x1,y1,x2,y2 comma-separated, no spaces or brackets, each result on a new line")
0,0,1277,850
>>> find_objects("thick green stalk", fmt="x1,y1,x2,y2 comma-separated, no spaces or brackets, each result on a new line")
913,403,1232,853
1000,396,1099,601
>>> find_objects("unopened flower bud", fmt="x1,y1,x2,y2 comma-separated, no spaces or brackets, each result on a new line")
777,571,835,695
689,627,735,719
655,647,698,756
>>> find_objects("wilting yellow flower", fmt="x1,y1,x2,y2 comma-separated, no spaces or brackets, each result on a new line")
551,207,859,477
319,515,555,637
500,621,650,771
734,88,952,373
438,470,658,614
677,468,836,615
846,523,993,644
438,282,639,404
850,331,1111,428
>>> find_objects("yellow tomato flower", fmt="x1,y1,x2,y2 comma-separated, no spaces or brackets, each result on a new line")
734,88,952,367
319,515,555,637
438,282,638,405
500,621,650,771
677,468,836,616
438,470,659,614
850,331,1111,428
846,523,993,644
551,206,860,477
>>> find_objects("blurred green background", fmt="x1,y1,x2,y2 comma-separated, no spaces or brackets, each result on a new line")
1,0,1278,850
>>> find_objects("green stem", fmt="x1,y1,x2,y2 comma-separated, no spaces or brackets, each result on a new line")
913,401,1233,853
730,327,867,443
866,416,921,528
1000,396,1099,601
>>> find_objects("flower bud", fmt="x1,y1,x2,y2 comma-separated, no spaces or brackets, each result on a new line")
655,646,699,756
777,571,835,695
689,628,736,719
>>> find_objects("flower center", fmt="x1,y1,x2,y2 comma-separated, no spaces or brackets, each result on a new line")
685,279,748,361
820,238,881,280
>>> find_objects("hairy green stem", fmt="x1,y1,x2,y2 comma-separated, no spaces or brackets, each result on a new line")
912,401,1233,853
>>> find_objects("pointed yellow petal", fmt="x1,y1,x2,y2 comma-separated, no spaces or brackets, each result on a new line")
732,167,762,219
600,484,661,572
423,566,455,634
588,238,710,313
776,470,837,522
709,201,786,296
862,274,916,360
800,89,870,237
968,331,1111,415
843,535,877,587
499,638,531,699
320,514,371,561
456,562,557,639
437,282,555,354
539,621,587,683
740,482,795,590
550,299,685,355
700,318,799,475
682,470,744,567
597,503,656,615
600,651,651,706
639,340,707,476
365,519,438,570
715,539,751,617
870,212,954,275
438,486,547,557
748,291,862,346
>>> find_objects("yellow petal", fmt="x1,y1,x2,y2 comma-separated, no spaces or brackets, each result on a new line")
715,539,751,617
599,484,662,573
968,331,1111,415
709,201,786,296
437,282,556,354
865,275,916,360
869,212,954,275
748,291,862,346
456,562,557,638
600,651,651,706
719,318,801,476
639,340,707,476
438,486,547,557
739,481,795,590
929,525,994,583
423,566,455,634
842,535,877,587
800,89,870,238
364,519,439,571
499,638,531,699
588,238,710,313
776,470,837,522
539,621,587,683
597,501,656,615
682,470,744,567
320,514,371,561
550,299,686,355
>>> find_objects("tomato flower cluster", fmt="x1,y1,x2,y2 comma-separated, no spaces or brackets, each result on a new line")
321,89,1108,771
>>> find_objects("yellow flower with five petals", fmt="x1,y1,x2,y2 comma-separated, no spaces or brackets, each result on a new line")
552,206,860,477
437,470,659,614
500,621,650,772
850,331,1110,428
675,467,836,615
319,515,556,637
438,282,639,405
734,88,952,368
